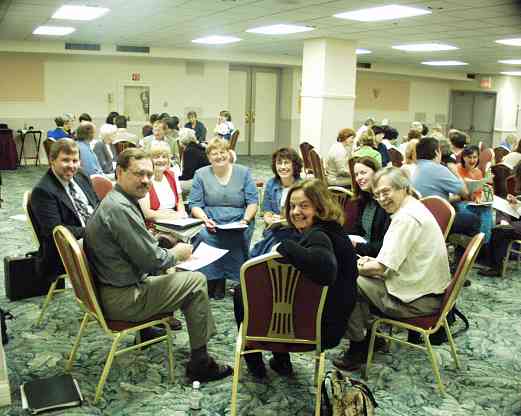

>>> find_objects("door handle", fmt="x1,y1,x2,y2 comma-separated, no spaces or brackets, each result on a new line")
251,112,255,123
244,112,250,124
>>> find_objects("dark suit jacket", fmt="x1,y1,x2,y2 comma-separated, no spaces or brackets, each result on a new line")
93,141,116,174
30,169,99,281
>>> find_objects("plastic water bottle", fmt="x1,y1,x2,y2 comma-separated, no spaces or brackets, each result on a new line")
189,381,202,411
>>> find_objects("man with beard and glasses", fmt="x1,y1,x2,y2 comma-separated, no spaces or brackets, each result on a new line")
84,148,232,382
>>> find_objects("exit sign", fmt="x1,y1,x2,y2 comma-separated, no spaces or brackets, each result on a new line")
132,73,141,81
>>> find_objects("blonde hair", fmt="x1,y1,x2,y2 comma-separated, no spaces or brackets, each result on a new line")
284,179,345,227
360,128,376,147
206,137,230,155
405,139,419,164
149,142,171,159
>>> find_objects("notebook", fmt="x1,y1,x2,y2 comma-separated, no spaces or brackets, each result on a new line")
155,218,204,229
20,374,83,414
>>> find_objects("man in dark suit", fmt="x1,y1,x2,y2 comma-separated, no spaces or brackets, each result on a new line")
31,139,99,282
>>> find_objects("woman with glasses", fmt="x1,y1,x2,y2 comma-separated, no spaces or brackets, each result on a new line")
334,167,451,371
347,156,390,257
190,137,258,299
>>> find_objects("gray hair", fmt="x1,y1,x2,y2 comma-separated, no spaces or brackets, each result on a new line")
178,127,197,146
372,166,411,193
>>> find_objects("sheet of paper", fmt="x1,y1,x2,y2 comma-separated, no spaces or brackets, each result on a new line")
465,178,490,194
176,242,229,271
215,221,248,230
348,234,367,244
493,196,520,219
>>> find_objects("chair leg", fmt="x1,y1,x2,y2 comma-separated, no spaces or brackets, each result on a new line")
164,322,175,383
364,323,378,380
314,352,325,416
66,313,90,371
444,320,460,369
423,331,445,394
36,279,60,325
94,333,122,404
230,329,244,416
503,242,514,277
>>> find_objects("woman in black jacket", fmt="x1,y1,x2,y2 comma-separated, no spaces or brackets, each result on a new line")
233,179,358,378
178,128,210,197
348,156,391,257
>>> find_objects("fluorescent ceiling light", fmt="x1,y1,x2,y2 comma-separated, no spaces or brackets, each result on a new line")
496,38,521,46
501,71,521,76
33,26,75,36
356,48,372,55
498,59,521,65
422,60,467,66
52,5,109,21
246,24,314,35
392,43,458,52
192,35,241,45
334,5,430,22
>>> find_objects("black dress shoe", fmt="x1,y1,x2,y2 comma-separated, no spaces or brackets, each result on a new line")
186,356,233,382
245,353,267,379
214,279,226,300
136,326,166,349
269,353,293,376
478,268,501,277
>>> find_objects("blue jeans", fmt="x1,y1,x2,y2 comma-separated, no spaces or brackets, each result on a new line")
451,203,481,237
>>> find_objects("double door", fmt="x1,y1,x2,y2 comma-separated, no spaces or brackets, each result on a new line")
229,66,280,155
450,90,496,147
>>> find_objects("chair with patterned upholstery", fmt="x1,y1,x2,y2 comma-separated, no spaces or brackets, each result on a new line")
90,175,113,200
230,253,329,416
420,196,456,239
23,191,68,326
364,233,484,394
53,225,174,404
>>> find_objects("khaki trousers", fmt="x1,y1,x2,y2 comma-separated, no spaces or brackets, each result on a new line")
345,276,443,342
98,271,216,350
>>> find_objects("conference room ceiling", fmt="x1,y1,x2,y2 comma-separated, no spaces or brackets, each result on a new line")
1,0,521,74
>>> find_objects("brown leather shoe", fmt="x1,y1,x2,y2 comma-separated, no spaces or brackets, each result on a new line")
478,268,501,277
186,356,233,382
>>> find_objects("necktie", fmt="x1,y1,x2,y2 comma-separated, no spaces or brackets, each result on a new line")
68,182,92,225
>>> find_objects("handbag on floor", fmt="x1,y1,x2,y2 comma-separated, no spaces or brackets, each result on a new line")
320,370,377,416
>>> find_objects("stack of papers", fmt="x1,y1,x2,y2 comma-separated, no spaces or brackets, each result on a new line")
155,218,204,229
215,222,248,230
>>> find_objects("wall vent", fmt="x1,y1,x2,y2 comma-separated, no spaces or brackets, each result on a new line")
357,62,372,69
466,73,476,79
65,42,100,51
116,45,150,54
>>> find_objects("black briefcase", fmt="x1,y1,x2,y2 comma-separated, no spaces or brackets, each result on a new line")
4,252,58,301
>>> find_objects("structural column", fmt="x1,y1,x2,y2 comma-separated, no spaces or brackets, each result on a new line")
300,38,357,156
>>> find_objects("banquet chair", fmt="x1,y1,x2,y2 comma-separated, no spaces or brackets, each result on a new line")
388,147,404,167
114,140,136,156
309,148,327,184
478,148,494,176
53,226,174,404
23,191,68,326
90,175,113,200
491,163,512,198
299,142,314,176
230,253,328,416
42,138,56,164
364,233,484,394
420,196,456,240
229,129,240,151
328,186,353,210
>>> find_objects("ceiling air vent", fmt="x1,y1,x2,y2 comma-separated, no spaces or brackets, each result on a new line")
65,42,100,51
116,45,150,54
357,62,372,69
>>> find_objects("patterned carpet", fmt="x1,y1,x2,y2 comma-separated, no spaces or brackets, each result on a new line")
0,156,520,415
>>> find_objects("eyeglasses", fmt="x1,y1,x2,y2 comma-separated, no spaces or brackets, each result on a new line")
129,169,153,179
373,187,395,201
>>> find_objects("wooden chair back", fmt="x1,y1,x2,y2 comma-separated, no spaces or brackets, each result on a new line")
494,146,510,164
299,142,314,175
328,186,352,210
114,140,136,156
388,147,404,167
491,163,513,198
309,148,327,184
229,130,240,151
